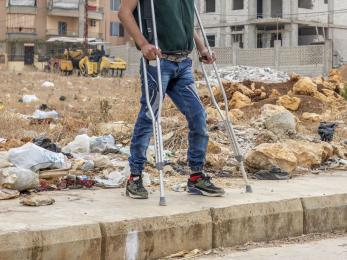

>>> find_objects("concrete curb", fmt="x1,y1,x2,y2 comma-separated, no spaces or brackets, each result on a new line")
301,194,347,234
211,199,303,248
0,193,346,260
100,210,212,260
0,224,102,260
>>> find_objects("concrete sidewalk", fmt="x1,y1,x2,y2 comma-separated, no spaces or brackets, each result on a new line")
0,172,346,260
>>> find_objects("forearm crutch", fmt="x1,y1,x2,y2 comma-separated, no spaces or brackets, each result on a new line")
137,1,167,206
194,4,252,193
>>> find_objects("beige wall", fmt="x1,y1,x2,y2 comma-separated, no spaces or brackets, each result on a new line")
47,16,79,36
101,0,129,45
0,0,6,41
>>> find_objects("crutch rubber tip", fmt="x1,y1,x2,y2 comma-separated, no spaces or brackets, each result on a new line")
246,185,253,193
159,197,167,206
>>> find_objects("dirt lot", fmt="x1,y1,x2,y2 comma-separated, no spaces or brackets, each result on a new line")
0,69,346,193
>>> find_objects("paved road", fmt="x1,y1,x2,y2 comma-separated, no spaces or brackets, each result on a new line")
199,236,347,260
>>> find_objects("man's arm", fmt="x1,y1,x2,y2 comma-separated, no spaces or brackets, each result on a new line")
194,31,216,64
118,0,161,60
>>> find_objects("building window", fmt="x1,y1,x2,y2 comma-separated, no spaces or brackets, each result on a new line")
324,0,328,4
90,19,97,27
233,0,244,10
206,35,216,47
298,0,313,9
110,22,124,37
205,0,215,13
110,0,121,11
58,21,67,35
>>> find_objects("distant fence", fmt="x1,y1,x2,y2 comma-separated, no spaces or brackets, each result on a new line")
108,40,332,77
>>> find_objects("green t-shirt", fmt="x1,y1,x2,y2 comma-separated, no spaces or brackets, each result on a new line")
134,0,194,54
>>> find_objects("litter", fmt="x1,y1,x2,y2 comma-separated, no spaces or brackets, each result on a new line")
0,188,20,200
62,134,91,154
8,143,70,171
0,167,39,191
33,137,61,153
32,110,59,120
318,122,337,142
90,135,119,154
41,81,54,88
22,95,39,104
255,167,290,180
21,195,55,207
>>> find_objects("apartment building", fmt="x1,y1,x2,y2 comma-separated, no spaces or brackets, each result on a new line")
0,0,128,64
196,0,347,63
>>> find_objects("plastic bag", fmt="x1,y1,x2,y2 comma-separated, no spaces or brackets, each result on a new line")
0,167,39,191
90,135,119,153
22,95,39,104
62,134,91,154
32,110,59,120
8,143,70,171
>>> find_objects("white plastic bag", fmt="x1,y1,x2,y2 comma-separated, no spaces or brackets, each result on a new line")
0,167,39,191
22,95,39,104
62,134,91,154
32,110,59,119
90,135,118,153
0,152,12,169
41,81,54,88
8,143,70,171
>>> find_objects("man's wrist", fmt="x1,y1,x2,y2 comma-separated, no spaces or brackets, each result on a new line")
138,39,149,49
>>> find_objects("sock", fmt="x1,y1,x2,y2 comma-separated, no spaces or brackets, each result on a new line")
129,174,141,180
189,172,203,182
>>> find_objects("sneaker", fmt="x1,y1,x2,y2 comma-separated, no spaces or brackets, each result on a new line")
187,174,225,197
126,176,149,199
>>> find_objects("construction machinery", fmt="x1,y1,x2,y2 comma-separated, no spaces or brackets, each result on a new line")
46,37,126,77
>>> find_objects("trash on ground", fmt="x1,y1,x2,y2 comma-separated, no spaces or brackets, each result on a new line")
255,166,290,180
0,188,20,200
32,110,59,120
0,167,39,191
33,137,61,153
20,195,55,206
318,122,337,142
8,143,70,171
41,81,54,88
90,135,119,154
62,134,91,154
22,95,39,104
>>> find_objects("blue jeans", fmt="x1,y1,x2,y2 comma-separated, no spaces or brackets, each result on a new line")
129,58,209,175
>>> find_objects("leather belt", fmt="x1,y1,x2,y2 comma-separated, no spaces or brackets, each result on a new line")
161,53,189,62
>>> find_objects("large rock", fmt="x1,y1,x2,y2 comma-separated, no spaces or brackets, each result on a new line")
293,77,317,96
229,91,252,109
236,84,255,97
301,112,321,123
245,140,334,172
277,95,301,111
261,104,296,137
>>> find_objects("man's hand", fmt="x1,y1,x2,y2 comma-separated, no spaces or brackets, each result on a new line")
199,48,216,64
141,43,162,60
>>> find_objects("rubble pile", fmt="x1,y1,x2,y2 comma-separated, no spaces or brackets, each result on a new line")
211,66,290,83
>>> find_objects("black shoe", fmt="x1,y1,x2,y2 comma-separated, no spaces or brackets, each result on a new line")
126,176,149,199
187,174,225,197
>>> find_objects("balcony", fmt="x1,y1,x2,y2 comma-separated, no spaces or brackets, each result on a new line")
88,6,104,20
7,5,37,14
47,0,80,18
46,29,79,37
6,27,37,41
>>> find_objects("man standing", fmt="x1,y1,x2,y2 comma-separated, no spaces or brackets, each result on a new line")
118,0,225,199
